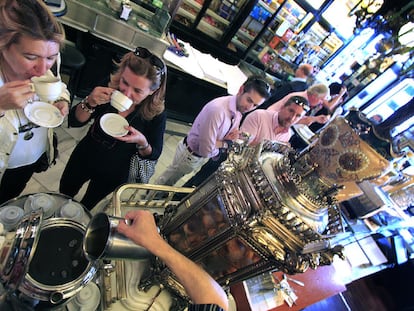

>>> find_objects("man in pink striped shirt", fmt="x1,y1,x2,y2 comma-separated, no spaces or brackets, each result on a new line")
155,76,270,186
241,95,309,146
178,95,309,192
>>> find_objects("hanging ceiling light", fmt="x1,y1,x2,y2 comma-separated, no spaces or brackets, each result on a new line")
351,0,385,33
363,0,384,14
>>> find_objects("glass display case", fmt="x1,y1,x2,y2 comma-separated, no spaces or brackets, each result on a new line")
296,22,343,66
174,0,204,27
316,28,377,86
170,0,347,78
247,0,308,61
361,78,414,122
172,0,414,86
321,0,362,41
229,0,282,54
174,0,250,41
198,0,249,40
239,0,344,77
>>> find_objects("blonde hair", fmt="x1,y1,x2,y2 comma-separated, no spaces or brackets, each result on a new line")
308,83,329,98
0,0,65,52
109,52,166,120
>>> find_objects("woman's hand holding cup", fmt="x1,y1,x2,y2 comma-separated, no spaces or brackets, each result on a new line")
0,80,36,110
53,100,69,117
87,87,114,107
85,88,132,112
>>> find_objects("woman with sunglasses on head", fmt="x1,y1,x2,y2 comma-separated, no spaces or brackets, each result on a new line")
0,0,70,205
59,47,166,210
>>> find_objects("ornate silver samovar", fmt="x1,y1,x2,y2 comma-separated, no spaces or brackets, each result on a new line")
96,116,390,310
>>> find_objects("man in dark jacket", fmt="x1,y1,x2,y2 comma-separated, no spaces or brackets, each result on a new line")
260,63,314,110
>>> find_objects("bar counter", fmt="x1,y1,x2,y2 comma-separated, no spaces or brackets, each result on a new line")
230,265,347,311
59,0,170,56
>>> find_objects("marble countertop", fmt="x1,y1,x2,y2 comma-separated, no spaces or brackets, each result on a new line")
163,39,248,95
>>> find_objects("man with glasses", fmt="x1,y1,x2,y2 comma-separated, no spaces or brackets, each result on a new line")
60,47,167,210
241,95,310,146
155,75,270,187
267,83,330,127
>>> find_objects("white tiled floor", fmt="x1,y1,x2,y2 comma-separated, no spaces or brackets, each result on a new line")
20,103,193,202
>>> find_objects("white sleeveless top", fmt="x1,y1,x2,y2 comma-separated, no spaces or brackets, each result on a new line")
7,110,47,168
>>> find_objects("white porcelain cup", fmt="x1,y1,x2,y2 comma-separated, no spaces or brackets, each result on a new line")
111,90,133,112
31,75,63,102
73,282,101,311
25,193,57,218
0,205,24,231
60,199,84,222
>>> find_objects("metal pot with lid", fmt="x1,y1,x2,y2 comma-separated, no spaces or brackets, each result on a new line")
0,193,98,309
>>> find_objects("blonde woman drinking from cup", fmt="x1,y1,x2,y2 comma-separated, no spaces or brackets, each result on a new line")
59,47,166,210
0,0,70,204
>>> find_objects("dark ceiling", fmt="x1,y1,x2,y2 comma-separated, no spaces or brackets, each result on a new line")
378,0,413,17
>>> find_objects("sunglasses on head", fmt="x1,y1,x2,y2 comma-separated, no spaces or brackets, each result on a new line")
290,96,310,112
134,47,165,76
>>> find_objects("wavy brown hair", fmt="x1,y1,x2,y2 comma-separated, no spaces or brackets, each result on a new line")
0,0,65,52
109,51,166,120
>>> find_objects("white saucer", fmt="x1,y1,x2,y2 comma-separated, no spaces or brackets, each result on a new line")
100,113,129,137
59,199,85,223
24,101,64,128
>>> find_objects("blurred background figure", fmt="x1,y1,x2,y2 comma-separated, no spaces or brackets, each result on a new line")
240,63,313,130
258,63,313,110
309,82,348,133
267,83,329,128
